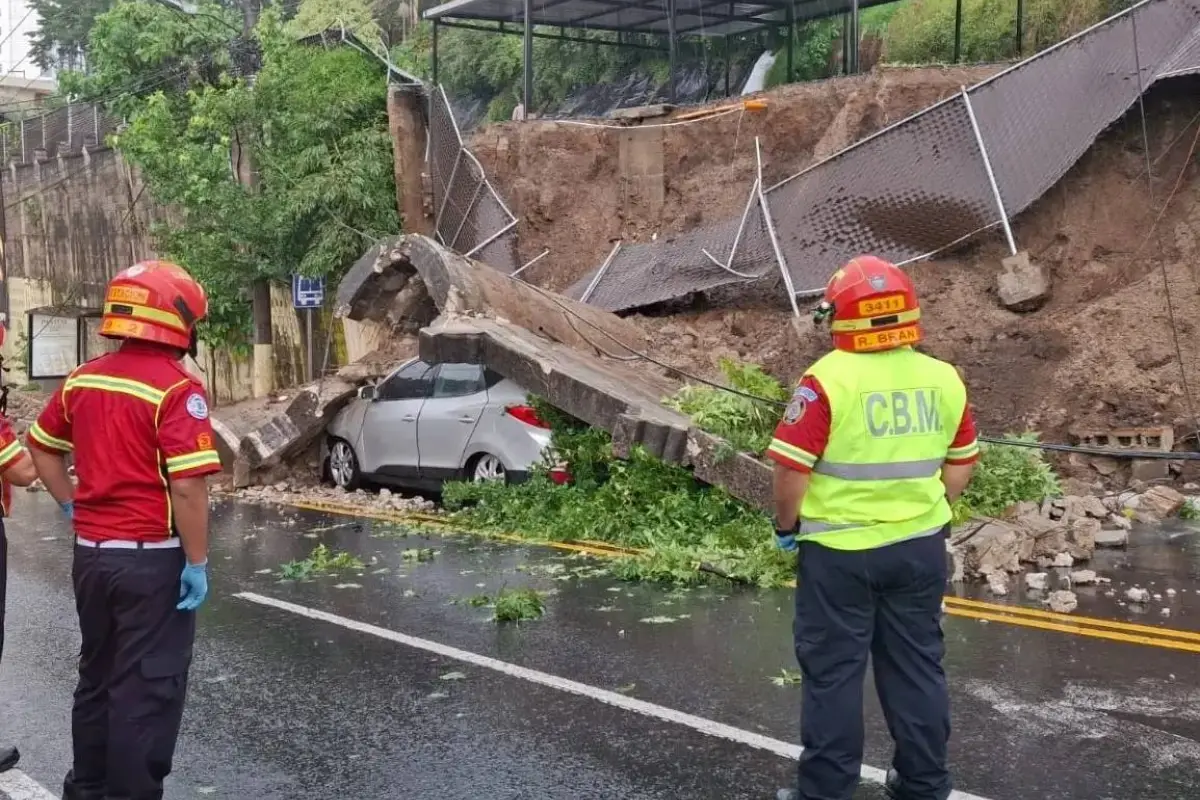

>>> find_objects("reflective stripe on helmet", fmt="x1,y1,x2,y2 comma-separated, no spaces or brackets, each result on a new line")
104,302,186,332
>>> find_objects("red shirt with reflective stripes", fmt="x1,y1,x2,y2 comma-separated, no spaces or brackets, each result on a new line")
27,341,222,542
0,416,28,517
768,375,981,474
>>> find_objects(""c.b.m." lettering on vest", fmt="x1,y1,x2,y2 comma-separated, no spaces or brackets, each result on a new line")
860,388,943,438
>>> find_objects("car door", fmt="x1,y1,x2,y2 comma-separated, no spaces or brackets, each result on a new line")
358,359,435,481
416,363,488,481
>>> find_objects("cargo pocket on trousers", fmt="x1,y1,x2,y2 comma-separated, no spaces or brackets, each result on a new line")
140,653,189,710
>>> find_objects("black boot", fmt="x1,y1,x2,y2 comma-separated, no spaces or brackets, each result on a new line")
0,746,19,773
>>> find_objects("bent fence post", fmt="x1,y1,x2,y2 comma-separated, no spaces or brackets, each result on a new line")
960,87,1017,256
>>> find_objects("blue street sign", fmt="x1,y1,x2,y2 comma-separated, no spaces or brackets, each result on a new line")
292,275,325,309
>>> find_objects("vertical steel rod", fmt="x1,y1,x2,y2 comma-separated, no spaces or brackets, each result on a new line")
961,88,1017,255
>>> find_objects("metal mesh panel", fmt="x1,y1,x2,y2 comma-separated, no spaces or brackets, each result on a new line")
1157,20,1200,76
428,85,519,274
966,0,1200,218
767,97,1000,296
0,103,120,166
571,0,1200,311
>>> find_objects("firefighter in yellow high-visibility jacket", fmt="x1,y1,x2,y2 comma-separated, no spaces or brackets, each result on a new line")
770,257,980,800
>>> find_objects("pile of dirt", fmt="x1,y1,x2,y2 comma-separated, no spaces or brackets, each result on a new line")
471,66,1200,482
471,64,1001,293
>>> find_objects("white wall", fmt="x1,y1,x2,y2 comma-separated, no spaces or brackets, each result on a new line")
0,0,52,78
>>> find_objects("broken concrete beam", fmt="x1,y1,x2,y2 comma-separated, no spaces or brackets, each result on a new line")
608,103,675,121
336,234,648,359
233,378,358,473
1071,425,1174,452
996,251,1050,312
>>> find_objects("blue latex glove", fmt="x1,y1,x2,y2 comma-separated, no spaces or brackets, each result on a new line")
60,500,74,519
774,523,799,553
177,561,209,612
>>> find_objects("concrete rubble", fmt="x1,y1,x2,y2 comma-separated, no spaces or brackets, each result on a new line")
1125,587,1151,604
219,481,438,514
1046,590,1078,614
950,494,1118,584
211,379,359,489
996,252,1051,312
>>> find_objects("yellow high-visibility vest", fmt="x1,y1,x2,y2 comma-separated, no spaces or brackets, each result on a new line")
794,347,968,551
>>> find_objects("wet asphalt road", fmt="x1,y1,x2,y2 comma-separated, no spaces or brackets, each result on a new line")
1,495,1200,799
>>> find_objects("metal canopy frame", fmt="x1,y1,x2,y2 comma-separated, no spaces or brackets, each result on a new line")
422,0,904,109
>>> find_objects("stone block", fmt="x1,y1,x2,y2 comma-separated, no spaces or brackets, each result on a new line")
996,251,1051,312
1130,458,1169,483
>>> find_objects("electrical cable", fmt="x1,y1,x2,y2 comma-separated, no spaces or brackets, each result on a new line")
1131,16,1200,448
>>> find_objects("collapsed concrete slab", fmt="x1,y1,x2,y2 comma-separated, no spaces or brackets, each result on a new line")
337,234,647,358
210,378,358,488
335,233,777,510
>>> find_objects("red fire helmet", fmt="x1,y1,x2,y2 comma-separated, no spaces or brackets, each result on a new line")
99,260,208,351
815,256,923,354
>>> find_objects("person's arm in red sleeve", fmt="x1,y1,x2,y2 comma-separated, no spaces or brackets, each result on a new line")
158,381,222,567
942,401,980,503
766,376,831,533
0,417,35,487
27,386,75,505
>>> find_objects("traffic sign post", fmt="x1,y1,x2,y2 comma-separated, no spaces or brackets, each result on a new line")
292,275,325,382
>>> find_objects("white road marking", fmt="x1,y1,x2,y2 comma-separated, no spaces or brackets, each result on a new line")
236,591,995,800
0,770,59,800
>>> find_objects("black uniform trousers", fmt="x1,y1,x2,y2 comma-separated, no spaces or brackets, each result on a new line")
793,527,951,800
62,544,195,800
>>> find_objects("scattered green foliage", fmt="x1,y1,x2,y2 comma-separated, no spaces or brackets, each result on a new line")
770,668,804,686
950,433,1062,523
664,358,790,454
278,543,366,580
492,587,546,622
444,395,794,588
401,547,438,562
1180,500,1200,521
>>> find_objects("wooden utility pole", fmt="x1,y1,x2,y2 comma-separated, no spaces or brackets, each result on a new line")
235,0,273,397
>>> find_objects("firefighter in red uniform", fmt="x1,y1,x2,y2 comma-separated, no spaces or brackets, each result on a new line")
25,261,222,800
0,325,40,775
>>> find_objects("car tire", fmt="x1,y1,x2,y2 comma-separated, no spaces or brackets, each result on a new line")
328,438,363,491
468,452,508,484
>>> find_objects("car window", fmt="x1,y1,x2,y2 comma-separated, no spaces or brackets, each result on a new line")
377,360,434,401
432,363,486,399
484,368,506,389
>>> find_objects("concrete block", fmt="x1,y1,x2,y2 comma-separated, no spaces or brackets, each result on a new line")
1131,458,1170,483
996,251,1051,312
607,104,674,121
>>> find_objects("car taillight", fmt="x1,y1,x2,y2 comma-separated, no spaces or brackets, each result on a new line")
505,404,549,429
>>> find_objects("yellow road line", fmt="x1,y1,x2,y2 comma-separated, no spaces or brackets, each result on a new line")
943,605,1200,654
944,596,1200,643
276,498,1200,652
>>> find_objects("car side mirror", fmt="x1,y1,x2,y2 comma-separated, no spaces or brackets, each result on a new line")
359,385,376,401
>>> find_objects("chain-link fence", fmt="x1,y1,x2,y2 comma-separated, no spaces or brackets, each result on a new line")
566,0,1200,312
428,84,520,273
0,103,122,166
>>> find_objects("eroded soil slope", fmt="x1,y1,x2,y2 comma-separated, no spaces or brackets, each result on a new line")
472,67,1200,481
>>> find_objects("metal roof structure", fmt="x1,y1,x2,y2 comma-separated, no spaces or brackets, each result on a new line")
423,0,897,38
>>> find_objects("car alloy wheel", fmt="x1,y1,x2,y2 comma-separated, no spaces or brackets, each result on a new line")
472,453,507,483
329,440,358,489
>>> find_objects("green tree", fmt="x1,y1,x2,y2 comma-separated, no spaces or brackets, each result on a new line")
285,0,386,50
68,1,399,352
27,0,115,72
